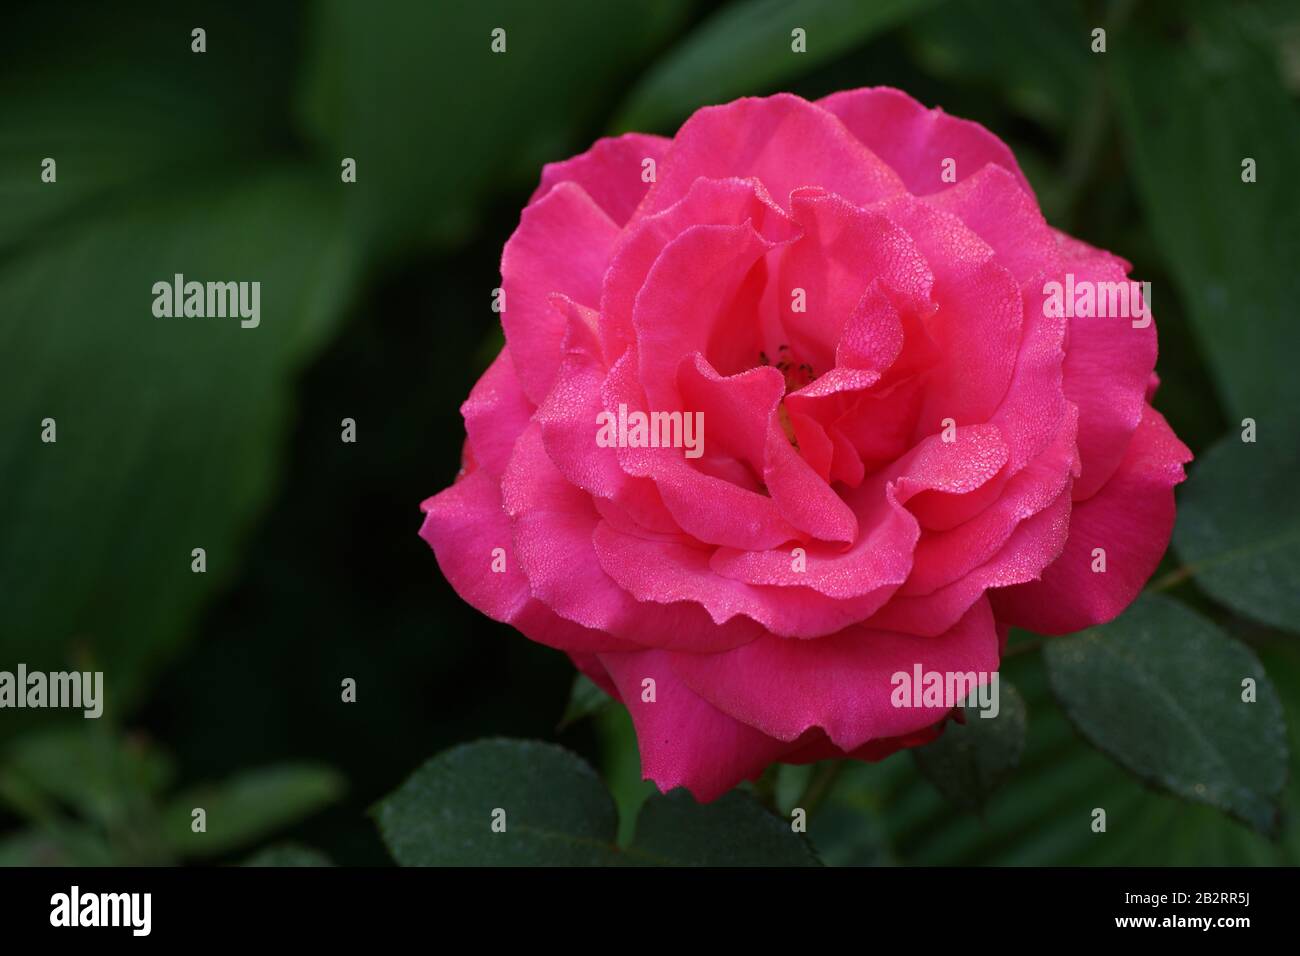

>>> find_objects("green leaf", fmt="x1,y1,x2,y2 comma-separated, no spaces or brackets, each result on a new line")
373,738,821,866
298,0,693,255
0,3,360,735
1043,594,1287,835
1111,1,1300,420
1172,427,1300,634
0,168,357,726
558,673,612,730
3,726,172,827
0,2,304,252
629,790,820,866
0,826,115,868
821,637,1300,864
163,763,344,859
613,0,942,134
373,739,621,866
242,843,335,867
913,681,1027,812
775,763,815,815
906,0,1089,132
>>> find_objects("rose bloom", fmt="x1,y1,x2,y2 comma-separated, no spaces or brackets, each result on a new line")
420,88,1191,801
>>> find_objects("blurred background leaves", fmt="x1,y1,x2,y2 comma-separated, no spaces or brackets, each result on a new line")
1,0,1297,865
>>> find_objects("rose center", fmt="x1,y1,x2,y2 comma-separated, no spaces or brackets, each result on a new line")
758,343,815,394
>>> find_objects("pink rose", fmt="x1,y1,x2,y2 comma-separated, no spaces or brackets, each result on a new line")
420,88,1191,801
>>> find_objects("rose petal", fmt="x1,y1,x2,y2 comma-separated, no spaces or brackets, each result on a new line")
1053,232,1158,500
820,86,1033,197
990,405,1191,633
419,469,635,652
669,598,1000,751
596,648,795,802
641,93,906,218
501,181,621,404
535,295,678,533
502,422,761,651
593,515,896,638
776,190,933,373
530,132,671,226
601,176,798,362
461,348,537,480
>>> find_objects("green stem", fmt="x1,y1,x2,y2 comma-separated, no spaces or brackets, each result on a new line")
1004,637,1044,658
751,764,781,812
1149,566,1193,592
800,762,844,816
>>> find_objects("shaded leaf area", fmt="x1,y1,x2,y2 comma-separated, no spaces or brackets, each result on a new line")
1044,595,1286,835
633,789,820,866
242,843,335,867
137,242,582,868
374,739,817,866
0,724,343,865
1173,426,1300,634
0,0,360,735
558,674,613,731
1,726,172,828
1111,0,1300,421
0,171,357,725
164,764,345,858
375,740,619,866
903,0,1089,136
913,681,1026,813
0,1,306,252
0,826,115,868
893,0,1230,453
613,0,942,133
816,632,1299,865
300,0,694,256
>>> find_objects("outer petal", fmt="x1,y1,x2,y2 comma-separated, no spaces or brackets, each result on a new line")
419,469,635,652
781,724,944,764
820,86,1033,197
924,164,1058,286
990,405,1191,634
640,93,905,218
597,648,795,802
669,598,1000,751
1053,232,1158,501
461,348,537,480
530,132,670,226
500,181,620,404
